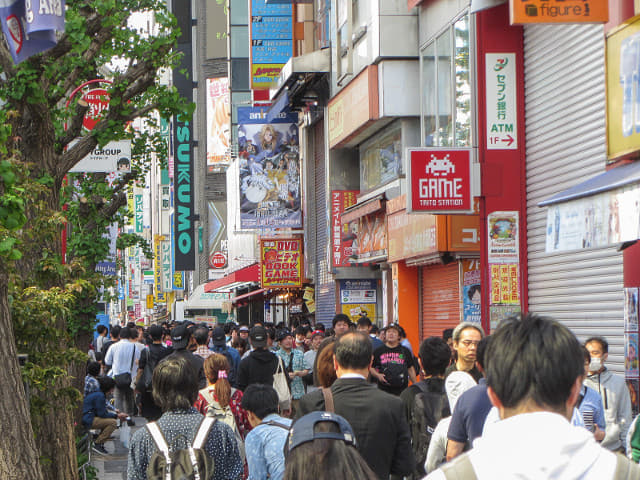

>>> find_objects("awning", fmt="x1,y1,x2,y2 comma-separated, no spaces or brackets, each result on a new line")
185,284,230,310
470,0,506,13
232,288,267,305
204,263,259,293
341,194,385,225
538,161,640,207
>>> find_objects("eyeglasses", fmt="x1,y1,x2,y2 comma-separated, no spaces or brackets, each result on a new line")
460,340,480,348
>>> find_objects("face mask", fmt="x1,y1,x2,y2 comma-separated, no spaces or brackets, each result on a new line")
589,357,602,372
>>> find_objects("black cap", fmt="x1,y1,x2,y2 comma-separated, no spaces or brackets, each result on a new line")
171,323,191,350
212,326,226,346
277,330,293,342
249,326,268,348
286,411,356,455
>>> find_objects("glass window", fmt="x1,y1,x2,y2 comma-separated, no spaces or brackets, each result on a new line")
230,0,247,26
421,13,472,148
359,125,403,192
230,26,249,58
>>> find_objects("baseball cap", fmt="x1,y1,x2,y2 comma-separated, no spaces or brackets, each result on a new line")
277,330,293,342
171,323,191,350
286,411,356,455
239,325,250,333
211,326,226,346
249,326,268,348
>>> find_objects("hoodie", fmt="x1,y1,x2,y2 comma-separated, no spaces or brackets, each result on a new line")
427,412,618,480
584,369,632,451
237,348,278,391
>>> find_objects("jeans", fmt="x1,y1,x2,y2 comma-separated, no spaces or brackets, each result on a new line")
114,385,134,416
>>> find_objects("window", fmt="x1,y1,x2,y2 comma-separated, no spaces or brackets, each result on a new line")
359,124,403,192
421,13,472,148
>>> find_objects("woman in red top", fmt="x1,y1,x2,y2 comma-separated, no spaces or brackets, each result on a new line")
194,353,252,439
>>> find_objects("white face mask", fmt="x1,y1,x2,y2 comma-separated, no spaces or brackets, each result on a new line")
589,357,602,372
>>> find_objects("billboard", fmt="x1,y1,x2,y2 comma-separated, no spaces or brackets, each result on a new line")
237,106,301,229
260,237,303,288
208,200,228,270
331,190,358,267
206,77,231,168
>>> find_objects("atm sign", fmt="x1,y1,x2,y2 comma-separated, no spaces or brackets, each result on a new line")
408,148,473,214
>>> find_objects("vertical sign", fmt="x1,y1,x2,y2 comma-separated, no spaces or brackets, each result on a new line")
135,194,143,233
161,240,173,292
206,77,231,169
331,190,358,267
172,0,195,271
154,235,166,303
260,237,303,288
625,287,640,416
486,54,517,150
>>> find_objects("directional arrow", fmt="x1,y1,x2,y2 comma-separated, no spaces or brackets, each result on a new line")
502,134,514,146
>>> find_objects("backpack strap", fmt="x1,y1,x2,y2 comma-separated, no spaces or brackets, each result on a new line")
440,452,477,480
193,417,216,450
614,453,640,480
321,387,334,413
262,420,291,430
146,422,172,480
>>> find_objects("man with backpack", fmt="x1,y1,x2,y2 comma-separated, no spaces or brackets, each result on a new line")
136,325,170,421
426,313,640,480
400,336,453,479
210,326,241,388
371,323,417,396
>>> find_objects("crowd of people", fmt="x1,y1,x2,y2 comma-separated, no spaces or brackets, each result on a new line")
80,313,640,479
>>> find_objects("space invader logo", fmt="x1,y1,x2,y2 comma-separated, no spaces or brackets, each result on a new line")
425,154,455,176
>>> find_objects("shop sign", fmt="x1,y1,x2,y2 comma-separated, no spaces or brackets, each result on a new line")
146,294,154,309
387,203,438,262
486,54,517,150
407,148,473,214
328,65,379,148
135,194,143,233
510,0,608,25
331,190,359,267
154,235,166,303
339,279,377,322
606,17,640,161
161,240,172,292
260,237,303,288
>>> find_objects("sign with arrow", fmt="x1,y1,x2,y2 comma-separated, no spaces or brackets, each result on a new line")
486,53,518,150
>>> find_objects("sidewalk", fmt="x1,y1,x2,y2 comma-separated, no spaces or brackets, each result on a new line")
91,416,147,479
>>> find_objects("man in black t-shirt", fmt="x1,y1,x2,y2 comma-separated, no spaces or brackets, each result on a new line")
371,324,417,396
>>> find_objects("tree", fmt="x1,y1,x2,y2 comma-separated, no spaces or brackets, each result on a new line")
0,1,191,478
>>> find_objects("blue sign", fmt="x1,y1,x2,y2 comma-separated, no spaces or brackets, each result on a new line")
237,106,298,125
251,0,291,16
251,16,292,40
252,39,293,64
96,261,117,276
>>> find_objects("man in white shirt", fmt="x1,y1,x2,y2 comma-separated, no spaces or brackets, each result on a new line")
104,326,140,416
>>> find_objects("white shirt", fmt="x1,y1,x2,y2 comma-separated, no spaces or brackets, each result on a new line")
104,340,140,376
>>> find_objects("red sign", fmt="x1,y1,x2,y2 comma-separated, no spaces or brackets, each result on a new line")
209,251,227,269
82,88,110,131
407,148,473,214
260,237,303,288
331,190,359,267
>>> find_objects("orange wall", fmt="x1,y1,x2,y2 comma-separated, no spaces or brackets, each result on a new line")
396,261,421,353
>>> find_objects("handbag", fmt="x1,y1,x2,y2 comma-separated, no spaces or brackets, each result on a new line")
136,349,154,392
273,356,291,411
114,344,136,389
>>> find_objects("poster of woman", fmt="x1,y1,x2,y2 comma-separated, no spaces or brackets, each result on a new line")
626,333,639,378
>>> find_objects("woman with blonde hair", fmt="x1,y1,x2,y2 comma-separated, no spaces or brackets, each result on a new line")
194,353,252,439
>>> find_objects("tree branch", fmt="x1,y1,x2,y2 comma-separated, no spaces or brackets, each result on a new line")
57,100,90,153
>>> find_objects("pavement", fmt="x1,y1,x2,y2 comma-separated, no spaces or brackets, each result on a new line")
90,416,147,479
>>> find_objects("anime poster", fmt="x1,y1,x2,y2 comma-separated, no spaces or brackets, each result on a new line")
625,287,639,332
206,78,231,168
626,333,640,378
462,259,481,324
488,211,519,263
208,200,228,271
237,107,301,229
627,379,640,417
346,211,386,262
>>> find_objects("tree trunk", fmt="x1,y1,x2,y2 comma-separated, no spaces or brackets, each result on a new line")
0,271,44,480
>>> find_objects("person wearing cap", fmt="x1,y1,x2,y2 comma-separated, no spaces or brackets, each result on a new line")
296,331,415,479
164,323,206,389
239,325,250,342
237,326,279,392
135,324,170,421
284,411,377,480
210,326,241,387
241,384,292,480
276,330,308,416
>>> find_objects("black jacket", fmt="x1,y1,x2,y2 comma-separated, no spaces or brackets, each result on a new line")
165,349,206,389
237,349,278,391
296,377,415,479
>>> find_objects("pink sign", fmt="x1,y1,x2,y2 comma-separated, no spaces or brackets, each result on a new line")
331,190,358,267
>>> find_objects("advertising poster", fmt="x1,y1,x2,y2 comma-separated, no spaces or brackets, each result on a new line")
69,139,132,173
489,305,521,332
206,77,231,168
153,235,166,303
339,279,377,323
627,380,640,417
462,259,481,324
626,333,639,378
237,106,301,229
347,211,386,262
260,237,303,288
488,211,519,263
331,190,359,267
489,263,520,306
250,0,292,89
208,200,228,270
625,287,639,332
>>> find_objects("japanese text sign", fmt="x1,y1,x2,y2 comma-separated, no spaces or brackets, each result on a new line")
331,190,358,267
486,53,517,150
260,237,303,288
407,148,473,214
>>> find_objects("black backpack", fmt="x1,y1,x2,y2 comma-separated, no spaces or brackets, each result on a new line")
410,378,450,478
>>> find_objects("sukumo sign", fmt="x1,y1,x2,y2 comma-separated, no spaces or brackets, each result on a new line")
172,0,195,271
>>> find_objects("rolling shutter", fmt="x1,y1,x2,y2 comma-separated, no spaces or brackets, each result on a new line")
421,262,460,340
524,24,624,373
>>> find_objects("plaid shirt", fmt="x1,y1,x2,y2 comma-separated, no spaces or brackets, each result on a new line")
194,345,214,360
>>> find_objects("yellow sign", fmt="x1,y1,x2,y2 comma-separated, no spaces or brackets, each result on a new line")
607,16,640,160
260,237,303,289
341,304,376,322
510,0,608,25
146,294,154,309
251,63,284,90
